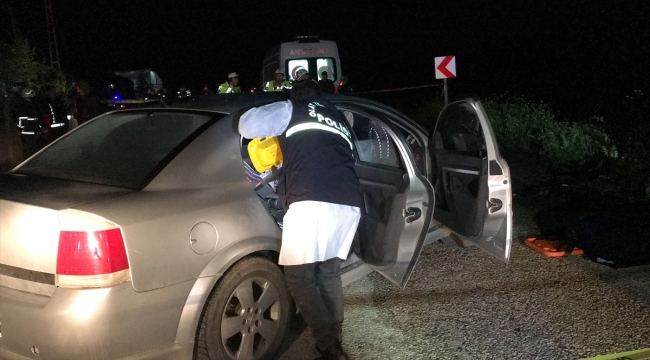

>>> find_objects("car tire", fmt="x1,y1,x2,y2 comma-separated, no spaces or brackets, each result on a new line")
196,256,292,360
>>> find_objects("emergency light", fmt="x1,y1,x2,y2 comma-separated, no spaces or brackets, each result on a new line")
247,137,283,172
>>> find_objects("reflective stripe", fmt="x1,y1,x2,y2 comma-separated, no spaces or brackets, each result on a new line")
286,123,354,149
264,81,291,92
442,166,480,175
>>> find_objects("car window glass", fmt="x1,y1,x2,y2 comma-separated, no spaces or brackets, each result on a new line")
316,58,336,81
286,58,337,81
399,128,426,174
436,102,485,157
344,110,402,168
17,111,217,188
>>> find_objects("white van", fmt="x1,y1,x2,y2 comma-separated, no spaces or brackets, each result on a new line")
260,36,341,88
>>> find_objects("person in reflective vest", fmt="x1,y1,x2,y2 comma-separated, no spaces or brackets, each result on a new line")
218,72,241,94
238,80,361,360
264,68,292,92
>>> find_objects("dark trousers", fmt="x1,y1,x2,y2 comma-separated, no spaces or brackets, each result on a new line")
284,257,344,350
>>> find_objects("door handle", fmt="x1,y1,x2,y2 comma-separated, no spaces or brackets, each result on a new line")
488,198,502,213
403,207,422,223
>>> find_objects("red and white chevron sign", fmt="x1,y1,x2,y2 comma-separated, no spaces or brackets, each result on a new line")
435,56,456,79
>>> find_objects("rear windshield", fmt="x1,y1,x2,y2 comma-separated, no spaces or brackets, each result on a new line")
16,111,219,188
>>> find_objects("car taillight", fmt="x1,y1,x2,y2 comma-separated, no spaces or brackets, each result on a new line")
56,210,131,288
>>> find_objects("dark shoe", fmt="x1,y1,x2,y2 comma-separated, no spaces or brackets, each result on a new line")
316,342,351,360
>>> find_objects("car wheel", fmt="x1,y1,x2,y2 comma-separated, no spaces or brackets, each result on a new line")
196,256,292,360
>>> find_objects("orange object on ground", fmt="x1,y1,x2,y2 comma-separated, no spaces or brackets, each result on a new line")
525,237,584,257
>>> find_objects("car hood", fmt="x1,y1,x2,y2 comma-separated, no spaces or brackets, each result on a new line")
0,173,135,210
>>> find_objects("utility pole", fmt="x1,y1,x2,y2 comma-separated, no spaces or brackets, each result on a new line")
44,0,60,69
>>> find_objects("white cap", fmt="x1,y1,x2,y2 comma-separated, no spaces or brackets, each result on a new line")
228,72,239,79
275,68,284,75
294,68,309,80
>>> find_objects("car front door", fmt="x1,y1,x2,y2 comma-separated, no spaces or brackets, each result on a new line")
339,106,434,289
429,99,512,262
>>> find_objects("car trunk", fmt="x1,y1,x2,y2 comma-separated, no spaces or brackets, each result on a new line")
0,173,134,285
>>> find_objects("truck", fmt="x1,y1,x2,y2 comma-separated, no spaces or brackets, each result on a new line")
260,36,342,88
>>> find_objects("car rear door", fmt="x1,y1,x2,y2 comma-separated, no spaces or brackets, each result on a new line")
338,105,434,289
429,99,512,261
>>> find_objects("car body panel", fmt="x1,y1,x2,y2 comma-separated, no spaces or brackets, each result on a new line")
0,200,60,276
77,115,282,292
0,174,135,209
337,107,434,288
0,176,135,279
430,99,512,261
0,281,194,360
172,234,284,344
173,92,285,114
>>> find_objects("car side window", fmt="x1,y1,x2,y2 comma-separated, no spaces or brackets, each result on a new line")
343,110,403,168
398,128,426,175
436,103,486,157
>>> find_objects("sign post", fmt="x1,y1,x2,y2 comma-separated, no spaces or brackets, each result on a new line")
443,78,448,105
435,55,456,105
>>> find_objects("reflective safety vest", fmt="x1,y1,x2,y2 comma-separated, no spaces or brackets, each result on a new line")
263,80,292,92
218,82,241,94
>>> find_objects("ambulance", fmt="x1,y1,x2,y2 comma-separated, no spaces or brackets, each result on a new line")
260,36,341,88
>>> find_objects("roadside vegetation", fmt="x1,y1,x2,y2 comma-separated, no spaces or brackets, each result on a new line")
0,37,69,171
482,97,617,165
414,96,649,199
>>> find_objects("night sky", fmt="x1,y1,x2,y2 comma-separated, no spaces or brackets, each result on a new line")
2,0,649,118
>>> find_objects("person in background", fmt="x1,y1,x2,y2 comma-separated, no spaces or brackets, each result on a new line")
74,80,103,125
203,84,213,95
238,79,361,360
293,67,311,82
336,75,353,94
142,87,156,99
264,68,292,92
318,71,336,94
177,86,192,98
218,72,241,94
17,87,44,158
43,86,68,140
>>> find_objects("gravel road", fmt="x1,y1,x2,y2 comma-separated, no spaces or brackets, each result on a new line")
277,203,650,360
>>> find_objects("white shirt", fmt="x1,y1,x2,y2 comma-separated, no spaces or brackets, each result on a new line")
280,201,361,265
239,100,293,138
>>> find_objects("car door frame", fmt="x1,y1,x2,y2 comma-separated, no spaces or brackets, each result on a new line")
429,98,512,262
336,103,434,289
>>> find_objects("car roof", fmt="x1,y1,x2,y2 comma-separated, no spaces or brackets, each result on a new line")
170,93,288,113
122,93,429,135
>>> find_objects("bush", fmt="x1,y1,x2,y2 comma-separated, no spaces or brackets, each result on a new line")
414,95,647,197
481,97,617,165
0,38,48,93
411,98,445,130
481,97,553,156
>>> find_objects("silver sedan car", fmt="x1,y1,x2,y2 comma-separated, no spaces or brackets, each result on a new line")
0,93,512,360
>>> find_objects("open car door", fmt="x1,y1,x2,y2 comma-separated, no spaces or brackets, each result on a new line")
429,99,512,261
341,106,434,289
